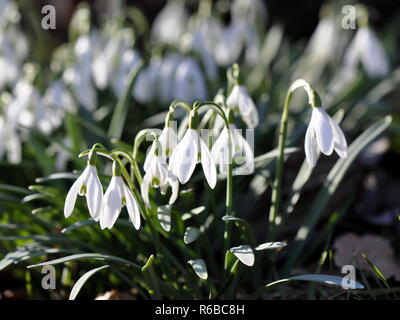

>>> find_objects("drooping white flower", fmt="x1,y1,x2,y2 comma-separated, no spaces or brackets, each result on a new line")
99,164,140,230
169,128,217,189
173,58,207,103
151,1,188,46
111,48,141,98
64,163,103,220
343,26,389,78
133,57,162,104
214,23,244,67
43,80,77,114
63,34,97,111
141,141,179,208
0,113,21,164
304,107,348,167
226,85,259,128
211,125,254,176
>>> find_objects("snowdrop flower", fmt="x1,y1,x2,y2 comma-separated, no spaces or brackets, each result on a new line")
305,107,348,167
99,162,141,230
0,113,21,164
212,125,254,176
173,58,207,103
43,80,76,114
91,33,121,90
151,1,188,46
141,140,179,208
64,151,103,220
343,26,389,78
111,48,141,98
226,85,259,128
214,23,244,67
63,34,97,111
133,57,162,104
169,111,217,188
157,53,181,104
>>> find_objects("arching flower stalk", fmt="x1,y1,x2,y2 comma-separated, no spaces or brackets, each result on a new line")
268,79,348,240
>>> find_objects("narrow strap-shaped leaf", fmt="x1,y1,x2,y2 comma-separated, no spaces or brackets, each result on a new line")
108,62,143,140
27,253,141,270
69,265,111,300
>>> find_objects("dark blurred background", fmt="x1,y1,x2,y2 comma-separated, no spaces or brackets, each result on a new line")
25,0,400,42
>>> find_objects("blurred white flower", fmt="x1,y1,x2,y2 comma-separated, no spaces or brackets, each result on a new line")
99,172,141,230
43,80,76,114
6,80,59,134
111,48,141,98
174,58,207,103
211,126,254,176
214,23,244,67
63,35,97,111
305,107,348,167
169,128,216,188
226,85,259,128
91,33,120,90
344,26,389,78
159,53,183,104
0,115,21,164
133,57,162,104
151,1,188,45
64,164,103,220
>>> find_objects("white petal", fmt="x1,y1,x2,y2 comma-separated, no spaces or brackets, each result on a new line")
211,128,229,173
64,177,82,218
99,177,122,229
86,166,103,221
168,172,179,205
313,108,334,155
143,143,155,172
200,137,217,189
160,126,178,157
232,130,254,175
123,184,141,230
304,121,319,168
140,175,151,208
330,117,348,158
173,129,198,184
226,85,240,108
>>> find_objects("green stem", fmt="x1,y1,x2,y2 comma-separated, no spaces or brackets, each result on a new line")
268,79,316,241
193,101,234,269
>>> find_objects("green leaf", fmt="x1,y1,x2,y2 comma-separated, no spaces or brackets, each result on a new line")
27,253,141,270
183,227,200,244
230,245,255,267
157,205,171,232
69,265,111,300
288,275,364,289
141,254,155,272
361,253,391,289
108,62,143,140
0,247,77,271
61,219,97,233
250,274,364,299
35,172,78,183
181,206,205,221
188,259,208,280
254,242,287,251
283,116,392,274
